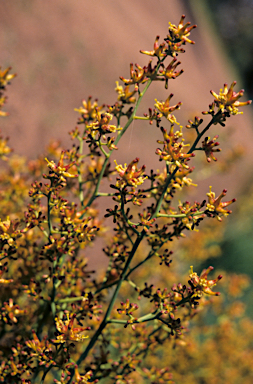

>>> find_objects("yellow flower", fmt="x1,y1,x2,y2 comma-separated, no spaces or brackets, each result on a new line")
74,96,104,124
45,151,77,183
210,81,252,115
140,35,167,58
0,216,20,247
206,186,236,221
159,58,184,89
120,63,148,85
114,158,147,188
154,94,182,123
74,367,94,383
53,312,89,344
167,15,196,45
189,266,222,297
0,66,16,88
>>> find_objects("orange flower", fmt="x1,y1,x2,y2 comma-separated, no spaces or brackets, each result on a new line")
114,158,147,188
45,151,77,183
167,15,196,45
210,81,252,115
189,266,222,297
154,94,182,123
202,135,221,162
120,63,148,85
140,35,167,58
74,366,94,383
53,312,90,344
206,186,236,221
159,58,184,88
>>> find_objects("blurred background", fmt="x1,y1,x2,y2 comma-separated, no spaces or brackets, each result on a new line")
1,0,253,312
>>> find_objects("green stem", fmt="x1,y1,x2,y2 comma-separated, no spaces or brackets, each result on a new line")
107,311,159,325
47,190,53,239
74,230,145,369
85,77,154,208
133,116,150,120
77,136,85,207
57,295,85,304
151,114,218,220
157,210,204,219
187,115,216,154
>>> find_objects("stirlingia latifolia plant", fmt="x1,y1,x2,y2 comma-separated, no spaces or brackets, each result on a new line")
0,15,252,384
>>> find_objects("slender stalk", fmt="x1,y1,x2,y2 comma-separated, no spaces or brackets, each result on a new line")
151,114,217,220
75,230,145,368
187,115,216,154
68,65,218,384
107,311,159,325
77,136,85,207
85,79,153,208
157,211,204,219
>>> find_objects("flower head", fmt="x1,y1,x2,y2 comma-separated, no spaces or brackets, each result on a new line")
202,135,221,162
114,158,147,188
53,312,90,344
189,265,222,297
159,58,184,89
115,81,138,104
0,216,20,247
0,66,16,89
0,133,12,160
45,151,77,183
140,35,167,58
1,298,25,324
120,63,148,85
156,126,194,168
206,186,236,221
74,367,94,383
155,94,182,123
75,96,104,124
210,81,252,115
167,15,196,45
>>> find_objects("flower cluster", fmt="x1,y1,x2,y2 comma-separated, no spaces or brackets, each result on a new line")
188,266,223,297
205,186,236,221
53,312,90,344
0,66,16,116
156,126,194,168
203,81,251,125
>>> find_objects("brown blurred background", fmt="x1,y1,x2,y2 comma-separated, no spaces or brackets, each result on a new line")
1,1,252,186
1,1,253,283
